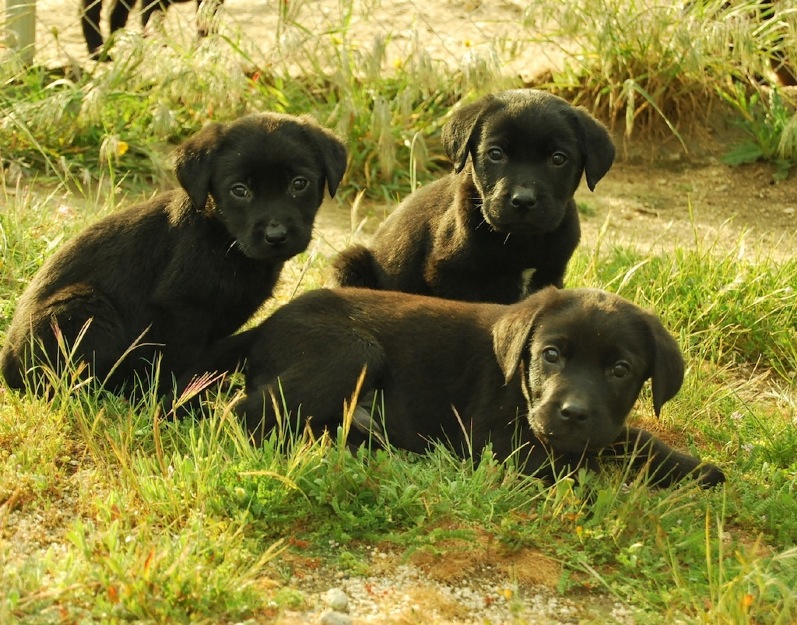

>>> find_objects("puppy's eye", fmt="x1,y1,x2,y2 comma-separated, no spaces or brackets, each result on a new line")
542,347,560,364
230,183,252,199
611,362,631,378
551,152,567,166
291,177,309,192
487,147,504,161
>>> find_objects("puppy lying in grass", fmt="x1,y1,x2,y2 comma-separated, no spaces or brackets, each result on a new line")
1,112,347,398
334,89,615,303
233,286,725,488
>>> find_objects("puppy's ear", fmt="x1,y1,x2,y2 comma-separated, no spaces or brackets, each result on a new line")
571,107,615,192
441,95,495,173
306,122,348,197
173,122,226,211
492,288,554,383
645,313,685,417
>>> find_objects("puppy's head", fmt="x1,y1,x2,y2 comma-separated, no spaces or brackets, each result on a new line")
173,112,347,261
493,287,683,454
442,89,615,234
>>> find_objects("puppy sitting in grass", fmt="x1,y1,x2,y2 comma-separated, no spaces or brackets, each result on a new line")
1,112,347,397
334,89,615,303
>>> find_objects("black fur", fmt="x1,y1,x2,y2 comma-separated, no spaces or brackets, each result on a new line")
334,89,615,303
80,0,223,60
1,112,347,396
236,286,725,488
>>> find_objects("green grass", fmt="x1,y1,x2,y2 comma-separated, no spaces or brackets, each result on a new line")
2,198,796,622
2,0,797,622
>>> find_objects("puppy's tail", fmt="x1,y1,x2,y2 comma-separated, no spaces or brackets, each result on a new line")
332,245,383,289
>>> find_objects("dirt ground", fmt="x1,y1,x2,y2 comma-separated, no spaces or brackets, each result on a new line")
20,0,797,258
5,1,797,622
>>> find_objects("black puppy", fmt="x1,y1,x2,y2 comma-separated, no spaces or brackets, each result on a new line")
333,89,615,304
236,287,724,488
1,112,347,397
81,0,222,60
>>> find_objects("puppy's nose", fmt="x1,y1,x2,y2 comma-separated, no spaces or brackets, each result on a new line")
265,220,288,245
511,187,537,210
559,401,590,423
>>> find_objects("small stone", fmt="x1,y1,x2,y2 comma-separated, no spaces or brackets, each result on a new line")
325,588,349,612
784,207,794,215
318,609,353,625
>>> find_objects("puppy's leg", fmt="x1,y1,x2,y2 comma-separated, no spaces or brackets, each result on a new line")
604,426,725,488
109,0,135,36
81,0,105,58
165,328,260,418
3,286,139,395
238,337,386,446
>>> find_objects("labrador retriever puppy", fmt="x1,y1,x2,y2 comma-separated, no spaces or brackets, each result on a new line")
333,89,615,304
235,286,725,488
81,0,223,60
1,112,347,397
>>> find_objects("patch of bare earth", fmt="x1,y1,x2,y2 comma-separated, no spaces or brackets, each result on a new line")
269,532,634,624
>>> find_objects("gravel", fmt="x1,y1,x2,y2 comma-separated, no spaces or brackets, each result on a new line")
269,550,637,625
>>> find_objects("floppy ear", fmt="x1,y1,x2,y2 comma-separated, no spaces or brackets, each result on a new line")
303,119,348,197
571,107,615,191
645,313,685,417
492,289,554,383
441,95,495,173
173,122,226,212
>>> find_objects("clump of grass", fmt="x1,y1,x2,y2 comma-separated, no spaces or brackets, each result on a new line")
570,234,797,382
536,1,724,142
721,85,797,178
533,0,797,166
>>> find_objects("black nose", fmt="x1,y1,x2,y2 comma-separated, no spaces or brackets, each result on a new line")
511,187,538,210
265,221,288,245
559,401,590,423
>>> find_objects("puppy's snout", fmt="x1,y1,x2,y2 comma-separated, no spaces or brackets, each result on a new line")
510,187,538,210
559,400,590,423
265,220,288,245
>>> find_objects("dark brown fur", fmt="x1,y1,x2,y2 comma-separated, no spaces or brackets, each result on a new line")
333,89,615,303
236,286,725,487
1,112,347,397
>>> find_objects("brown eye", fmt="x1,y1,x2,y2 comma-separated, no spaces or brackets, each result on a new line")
487,147,504,161
291,177,309,192
612,362,630,378
542,347,560,364
230,183,251,199
551,152,567,166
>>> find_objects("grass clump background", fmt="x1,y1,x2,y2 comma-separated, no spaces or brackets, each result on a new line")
2,0,796,622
